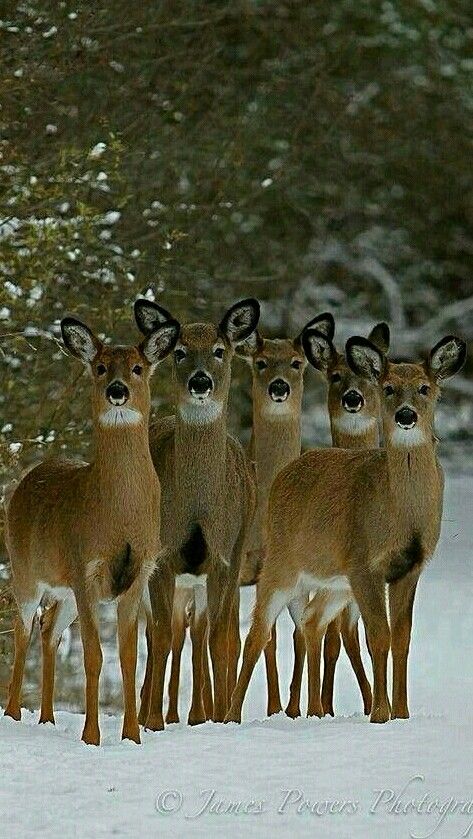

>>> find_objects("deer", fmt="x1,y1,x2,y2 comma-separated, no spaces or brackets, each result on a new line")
134,297,259,729
3,315,179,744
225,331,466,725
273,321,390,721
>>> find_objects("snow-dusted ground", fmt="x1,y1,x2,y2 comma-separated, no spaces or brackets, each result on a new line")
1,474,472,839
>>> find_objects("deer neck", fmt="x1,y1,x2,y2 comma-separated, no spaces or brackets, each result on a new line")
252,397,301,492
173,401,228,509
330,416,379,449
385,435,441,528
92,419,156,499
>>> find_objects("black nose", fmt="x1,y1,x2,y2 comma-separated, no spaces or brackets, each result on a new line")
106,380,129,405
342,389,364,412
395,406,418,428
268,378,290,401
188,371,213,396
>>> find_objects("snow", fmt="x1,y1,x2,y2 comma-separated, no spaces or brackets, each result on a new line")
1,474,472,838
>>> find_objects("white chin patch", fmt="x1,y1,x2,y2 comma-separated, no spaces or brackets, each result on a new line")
179,399,223,425
333,413,376,435
99,407,143,427
262,400,293,418
391,425,426,447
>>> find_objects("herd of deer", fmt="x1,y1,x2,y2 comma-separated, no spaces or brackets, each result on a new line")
3,298,466,745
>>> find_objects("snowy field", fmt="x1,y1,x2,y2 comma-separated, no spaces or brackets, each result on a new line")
0,474,472,839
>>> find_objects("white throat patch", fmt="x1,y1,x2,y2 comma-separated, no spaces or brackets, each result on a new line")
333,413,376,435
179,399,223,425
99,406,143,427
390,425,426,447
262,400,293,419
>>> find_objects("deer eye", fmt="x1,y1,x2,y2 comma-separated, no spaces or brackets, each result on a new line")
419,384,430,395
213,347,225,360
331,372,341,384
384,384,394,396
96,363,107,376
291,359,302,370
256,359,267,371
174,348,186,363
132,364,143,376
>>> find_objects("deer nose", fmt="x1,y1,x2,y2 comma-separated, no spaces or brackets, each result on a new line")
188,371,213,398
395,406,418,429
106,380,129,406
342,389,364,413
268,378,290,402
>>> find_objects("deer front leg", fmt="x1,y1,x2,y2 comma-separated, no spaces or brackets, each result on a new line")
207,571,234,722
138,613,153,726
74,588,103,745
389,569,420,719
349,571,391,723
227,589,241,706
188,588,209,726
166,605,187,725
117,584,143,743
145,566,175,732
321,618,342,717
340,606,372,715
264,625,283,716
285,594,308,719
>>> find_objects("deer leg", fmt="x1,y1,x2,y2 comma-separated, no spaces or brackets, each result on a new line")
265,625,282,716
39,595,77,724
202,623,213,720
117,585,143,743
145,566,175,732
321,617,342,717
285,594,308,719
389,569,420,719
349,571,391,723
138,613,153,726
303,588,351,718
207,572,235,722
74,589,103,745
340,605,372,715
166,607,187,725
227,590,241,707
4,604,36,721
189,587,210,726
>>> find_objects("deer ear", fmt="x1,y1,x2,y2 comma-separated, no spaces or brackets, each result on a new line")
134,298,174,336
296,312,335,348
302,328,336,372
61,317,102,364
346,336,386,381
140,320,180,368
368,322,390,355
219,298,260,347
235,330,263,363
428,335,466,381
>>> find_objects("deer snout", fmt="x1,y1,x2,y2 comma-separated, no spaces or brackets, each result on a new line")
106,380,130,406
188,371,213,399
268,378,290,402
395,406,418,429
342,389,364,413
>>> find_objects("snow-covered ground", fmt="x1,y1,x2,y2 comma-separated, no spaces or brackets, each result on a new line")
1,474,472,839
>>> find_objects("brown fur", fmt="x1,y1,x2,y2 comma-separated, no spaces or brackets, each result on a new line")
4,318,178,744
135,301,259,728
226,335,465,724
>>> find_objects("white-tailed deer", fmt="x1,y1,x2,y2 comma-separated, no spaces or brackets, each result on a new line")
275,321,389,720
134,298,259,728
226,332,465,724
4,316,178,744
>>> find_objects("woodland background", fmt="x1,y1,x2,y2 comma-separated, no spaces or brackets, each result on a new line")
0,0,472,707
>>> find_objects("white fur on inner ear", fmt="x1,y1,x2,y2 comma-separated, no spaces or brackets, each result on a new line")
348,343,383,380
430,337,465,380
62,322,98,363
220,300,260,346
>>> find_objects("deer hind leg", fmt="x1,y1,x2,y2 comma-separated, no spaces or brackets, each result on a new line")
321,617,342,717
138,604,153,726
303,588,351,718
389,568,420,719
145,565,175,732
340,603,372,715
225,584,293,724
349,571,391,723
285,594,308,719
226,589,240,709
4,597,38,721
265,625,282,716
74,588,103,745
39,594,77,724
165,593,188,725
189,587,210,726
117,583,144,744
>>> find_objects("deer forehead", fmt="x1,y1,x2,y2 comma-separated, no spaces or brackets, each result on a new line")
178,322,223,351
383,361,431,388
96,345,145,371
